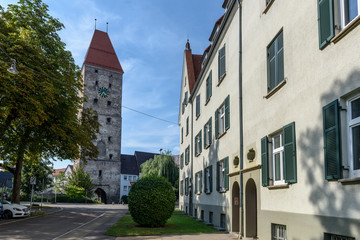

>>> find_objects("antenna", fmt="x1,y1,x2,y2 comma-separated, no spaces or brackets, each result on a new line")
95,19,97,30
106,22,108,33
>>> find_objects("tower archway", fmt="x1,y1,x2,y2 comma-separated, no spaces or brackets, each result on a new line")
232,181,240,233
245,178,257,238
95,188,107,204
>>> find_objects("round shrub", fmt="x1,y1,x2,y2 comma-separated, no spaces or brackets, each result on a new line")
128,175,176,227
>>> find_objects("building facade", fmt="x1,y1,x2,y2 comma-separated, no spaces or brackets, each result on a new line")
80,29,124,204
179,0,360,238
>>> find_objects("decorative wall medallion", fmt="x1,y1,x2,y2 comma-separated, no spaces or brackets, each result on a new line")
98,87,109,98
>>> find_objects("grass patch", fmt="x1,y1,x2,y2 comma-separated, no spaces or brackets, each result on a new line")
106,214,218,236
172,209,185,215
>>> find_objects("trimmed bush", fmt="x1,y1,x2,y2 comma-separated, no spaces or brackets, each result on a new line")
128,175,176,227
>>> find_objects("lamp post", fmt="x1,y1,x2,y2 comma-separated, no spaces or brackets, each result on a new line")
159,148,163,176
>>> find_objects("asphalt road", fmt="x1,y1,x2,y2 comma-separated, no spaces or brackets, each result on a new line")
0,203,128,240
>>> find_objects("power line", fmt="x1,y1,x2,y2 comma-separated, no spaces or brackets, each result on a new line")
122,105,177,125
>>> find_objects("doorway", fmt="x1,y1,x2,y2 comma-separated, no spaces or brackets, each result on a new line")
95,188,107,204
245,178,257,238
232,181,240,233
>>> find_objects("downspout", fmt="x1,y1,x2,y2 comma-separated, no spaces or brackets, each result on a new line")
190,98,194,216
237,0,244,238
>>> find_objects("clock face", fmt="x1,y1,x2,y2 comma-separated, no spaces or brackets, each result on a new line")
98,87,109,98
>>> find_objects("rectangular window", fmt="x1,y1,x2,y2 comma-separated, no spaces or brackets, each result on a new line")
124,186,127,191
124,175,127,180
209,211,213,224
195,130,202,156
185,177,189,196
201,210,204,221
324,232,355,240
262,122,297,186
272,224,287,240
220,214,226,228
186,117,189,136
196,94,201,117
181,127,183,144
347,95,360,177
204,118,212,148
206,71,212,102
340,0,360,28
217,157,229,192
218,45,226,81
215,96,230,138
129,176,132,181
185,91,188,105
185,146,190,165
180,180,184,196
180,153,184,169
267,30,284,92
204,165,213,194
98,170,102,177
195,171,202,194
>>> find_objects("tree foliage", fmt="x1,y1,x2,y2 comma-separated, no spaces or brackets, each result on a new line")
66,166,94,198
0,0,99,203
141,150,179,186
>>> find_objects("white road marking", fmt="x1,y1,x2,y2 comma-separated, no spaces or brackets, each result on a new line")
52,212,106,240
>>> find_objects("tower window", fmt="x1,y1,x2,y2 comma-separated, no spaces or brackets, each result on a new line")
109,83,112,89
109,154,113,160
109,74,113,78
93,99,98,104
107,101,111,106
95,69,98,73
107,118,111,123
98,170,102,177
108,136,112,142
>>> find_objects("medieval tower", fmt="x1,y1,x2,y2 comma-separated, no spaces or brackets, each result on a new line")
81,29,123,204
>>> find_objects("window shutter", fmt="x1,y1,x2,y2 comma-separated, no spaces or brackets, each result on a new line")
209,165,213,193
218,49,221,80
261,136,269,186
224,157,229,190
225,95,230,130
195,135,198,156
283,122,297,183
318,0,334,49
200,171,202,193
204,167,207,192
180,180,183,196
277,31,284,84
187,146,190,164
215,109,219,139
208,71,212,100
323,100,342,179
209,117,212,145
196,94,200,117
180,154,184,169
267,41,276,91
204,124,207,149
199,131,202,153
216,162,220,192
195,173,198,193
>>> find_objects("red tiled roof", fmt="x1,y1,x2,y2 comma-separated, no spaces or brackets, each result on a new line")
52,168,66,176
192,55,202,81
83,30,124,73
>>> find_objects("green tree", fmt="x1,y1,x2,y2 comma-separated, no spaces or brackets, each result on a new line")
66,166,94,198
0,0,99,203
141,150,179,187
21,158,53,197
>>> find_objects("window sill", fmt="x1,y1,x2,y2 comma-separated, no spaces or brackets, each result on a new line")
205,97,211,106
267,183,289,190
216,130,228,140
218,189,228,193
204,144,211,150
196,114,200,120
205,191,211,195
263,0,275,14
264,78,287,99
338,177,360,185
217,73,226,86
332,15,360,44
195,152,201,157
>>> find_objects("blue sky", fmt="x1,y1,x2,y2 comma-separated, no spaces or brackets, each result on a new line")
2,0,225,169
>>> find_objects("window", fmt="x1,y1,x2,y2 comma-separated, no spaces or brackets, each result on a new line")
109,83,112,89
209,212,213,224
109,154,113,160
124,175,127,180
324,232,355,240
98,170,102,177
204,165,213,194
266,0,272,4
181,127,184,144
180,153,184,169
218,45,226,81
95,69,98,73
95,81,99,89
195,171,202,194
204,118,212,148
93,99,98,104
185,177,189,196
340,0,360,28
201,210,204,221
217,157,229,192
186,117,189,135
347,95,360,177
185,146,190,165
133,176,137,181
196,94,201,118
180,180,184,195
195,131,202,156
206,71,212,102
215,96,230,138
194,208,198,218
108,136,112,142
107,101,111,106
124,186,127,191
272,224,287,240
129,176,132,181
220,214,226,228
185,91,188,105
262,122,297,186
267,30,284,92
107,117,111,123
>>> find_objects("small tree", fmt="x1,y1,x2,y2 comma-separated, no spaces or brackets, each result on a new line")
66,166,94,198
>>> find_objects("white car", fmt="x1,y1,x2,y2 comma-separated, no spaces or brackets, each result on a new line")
1,200,30,219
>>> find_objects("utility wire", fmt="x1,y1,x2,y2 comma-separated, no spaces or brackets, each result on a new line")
122,105,177,125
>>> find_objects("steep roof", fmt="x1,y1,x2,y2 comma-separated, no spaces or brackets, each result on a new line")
121,154,138,175
184,41,202,94
134,151,158,172
83,30,124,73
209,15,224,42
52,168,66,177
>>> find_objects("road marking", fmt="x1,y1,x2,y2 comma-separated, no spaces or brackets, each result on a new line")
0,207,64,226
52,212,106,240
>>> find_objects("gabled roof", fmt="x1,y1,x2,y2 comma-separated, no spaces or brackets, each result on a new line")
134,151,158,172
184,41,202,94
83,30,124,73
121,154,138,175
209,15,224,42
52,168,66,177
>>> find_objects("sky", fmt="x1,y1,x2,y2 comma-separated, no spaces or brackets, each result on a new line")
2,0,225,169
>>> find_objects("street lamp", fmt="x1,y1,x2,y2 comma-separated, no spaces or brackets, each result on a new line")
159,148,163,176
7,59,19,74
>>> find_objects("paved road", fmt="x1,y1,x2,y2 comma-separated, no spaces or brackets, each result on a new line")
0,203,128,240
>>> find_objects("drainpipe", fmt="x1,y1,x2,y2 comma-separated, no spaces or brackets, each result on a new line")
190,98,194,216
237,0,244,238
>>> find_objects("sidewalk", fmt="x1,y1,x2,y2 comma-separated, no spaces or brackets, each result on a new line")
114,233,239,240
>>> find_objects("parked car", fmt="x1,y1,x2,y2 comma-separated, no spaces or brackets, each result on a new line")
0,202,3,217
1,200,30,219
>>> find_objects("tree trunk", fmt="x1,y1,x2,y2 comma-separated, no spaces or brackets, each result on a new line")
11,130,29,204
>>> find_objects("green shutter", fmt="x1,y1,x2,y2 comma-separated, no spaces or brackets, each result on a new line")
215,109,219,139
283,122,297,183
209,117,212,145
200,171,202,193
195,173,198,193
204,167,207,192
318,0,334,49
195,135,198,156
207,71,212,100
261,136,269,186
225,95,230,130
323,100,342,179
187,146,190,164
224,157,229,190
216,162,220,192
180,153,184,169
196,94,200,117
203,124,207,148
199,131,202,153
209,165,213,193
